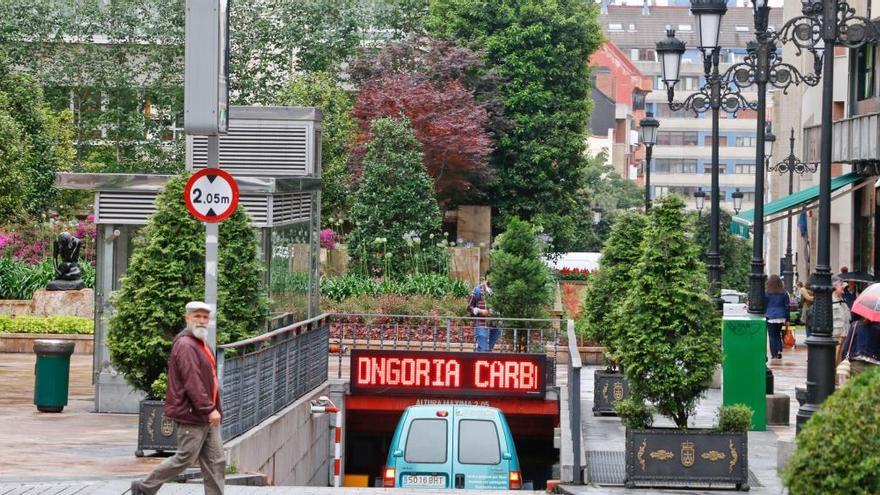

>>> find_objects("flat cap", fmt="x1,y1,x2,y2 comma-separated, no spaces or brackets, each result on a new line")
185,301,213,314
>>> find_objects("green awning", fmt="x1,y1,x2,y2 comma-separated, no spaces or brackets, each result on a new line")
731,172,864,239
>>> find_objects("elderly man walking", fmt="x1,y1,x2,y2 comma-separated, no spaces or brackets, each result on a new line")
132,301,225,495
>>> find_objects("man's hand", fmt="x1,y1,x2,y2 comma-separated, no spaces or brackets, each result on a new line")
208,409,221,427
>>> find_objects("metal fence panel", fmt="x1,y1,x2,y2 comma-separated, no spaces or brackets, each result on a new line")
220,315,329,440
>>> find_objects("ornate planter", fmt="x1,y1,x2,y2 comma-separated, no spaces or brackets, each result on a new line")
625,428,749,491
136,400,178,457
592,370,629,416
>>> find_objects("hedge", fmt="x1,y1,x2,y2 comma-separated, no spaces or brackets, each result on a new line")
0,315,93,334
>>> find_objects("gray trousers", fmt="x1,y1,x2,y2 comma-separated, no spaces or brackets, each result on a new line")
141,422,225,495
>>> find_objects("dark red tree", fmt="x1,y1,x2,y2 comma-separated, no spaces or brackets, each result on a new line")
351,74,493,208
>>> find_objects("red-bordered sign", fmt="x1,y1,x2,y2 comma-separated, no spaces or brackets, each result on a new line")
184,168,239,223
350,349,547,399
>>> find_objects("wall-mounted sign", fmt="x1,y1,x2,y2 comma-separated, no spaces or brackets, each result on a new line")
350,350,546,399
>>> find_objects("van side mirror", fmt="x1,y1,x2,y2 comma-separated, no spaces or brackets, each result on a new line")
502,452,512,460
393,450,403,458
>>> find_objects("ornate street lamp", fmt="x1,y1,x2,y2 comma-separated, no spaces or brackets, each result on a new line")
694,187,706,216
639,113,660,211
657,2,819,312
769,129,817,295
773,0,880,430
764,123,776,166
732,189,744,215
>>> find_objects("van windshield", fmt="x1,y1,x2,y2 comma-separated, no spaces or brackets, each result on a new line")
405,419,447,463
458,419,501,464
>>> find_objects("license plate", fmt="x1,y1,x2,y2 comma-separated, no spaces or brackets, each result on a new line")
402,474,445,487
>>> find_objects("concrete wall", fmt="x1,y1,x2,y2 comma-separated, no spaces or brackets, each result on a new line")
225,382,346,487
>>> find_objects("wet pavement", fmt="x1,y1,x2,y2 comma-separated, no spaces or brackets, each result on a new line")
0,353,161,482
562,330,809,495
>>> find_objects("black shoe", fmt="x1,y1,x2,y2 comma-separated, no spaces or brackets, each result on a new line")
131,480,144,495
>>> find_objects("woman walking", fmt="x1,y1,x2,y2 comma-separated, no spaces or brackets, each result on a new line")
765,275,789,360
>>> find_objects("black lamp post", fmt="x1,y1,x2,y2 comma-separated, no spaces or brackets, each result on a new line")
657,1,820,312
639,113,660,211
768,129,817,295
773,0,880,430
732,188,744,215
694,187,706,217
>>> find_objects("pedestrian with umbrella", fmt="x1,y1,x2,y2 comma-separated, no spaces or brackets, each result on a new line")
840,283,880,378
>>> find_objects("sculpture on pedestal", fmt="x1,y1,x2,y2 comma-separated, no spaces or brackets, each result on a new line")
46,232,85,291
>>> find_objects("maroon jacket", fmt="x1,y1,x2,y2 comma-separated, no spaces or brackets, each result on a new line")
164,329,221,425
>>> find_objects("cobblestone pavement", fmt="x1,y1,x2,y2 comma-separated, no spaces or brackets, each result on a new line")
561,330,809,495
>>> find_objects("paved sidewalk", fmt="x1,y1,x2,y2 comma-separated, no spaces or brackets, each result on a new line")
0,353,161,482
563,332,808,495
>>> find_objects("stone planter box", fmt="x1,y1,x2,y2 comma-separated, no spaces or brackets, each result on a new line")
0,333,93,354
593,370,629,416
136,400,178,457
625,428,749,490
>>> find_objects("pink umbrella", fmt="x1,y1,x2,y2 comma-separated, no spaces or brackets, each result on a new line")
851,283,880,322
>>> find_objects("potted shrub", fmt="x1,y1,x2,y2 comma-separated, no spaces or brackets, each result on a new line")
107,175,267,456
577,213,647,415
616,196,747,489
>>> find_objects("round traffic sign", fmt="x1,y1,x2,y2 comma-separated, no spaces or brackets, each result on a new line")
184,168,240,223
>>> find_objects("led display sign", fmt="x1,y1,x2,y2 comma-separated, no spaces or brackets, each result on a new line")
350,350,546,399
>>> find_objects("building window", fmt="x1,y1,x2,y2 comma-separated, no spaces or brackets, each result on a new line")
735,136,757,147
657,131,699,146
678,24,692,31
735,25,750,32
735,163,756,174
717,163,727,174
608,23,623,31
704,136,728,146
741,192,756,203
636,48,656,62
856,44,875,100
654,159,698,174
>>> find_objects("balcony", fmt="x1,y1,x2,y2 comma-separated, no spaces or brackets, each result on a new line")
804,112,880,175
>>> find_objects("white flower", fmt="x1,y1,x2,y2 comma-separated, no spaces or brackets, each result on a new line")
457,238,464,244
374,237,382,244
413,237,421,244
385,252,393,258
450,242,457,247
429,233,435,239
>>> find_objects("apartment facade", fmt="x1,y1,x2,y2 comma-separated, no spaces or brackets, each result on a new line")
588,41,654,183
765,0,880,280
600,5,781,212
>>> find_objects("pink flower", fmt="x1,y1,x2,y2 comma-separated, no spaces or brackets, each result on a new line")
320,229,337,250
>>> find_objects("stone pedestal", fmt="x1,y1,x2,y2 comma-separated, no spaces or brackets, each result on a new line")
456,205,491,276
30,289,94,318
450,247,481,286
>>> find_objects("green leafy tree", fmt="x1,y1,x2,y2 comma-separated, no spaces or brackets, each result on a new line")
426,0,603,253
0,58,75,220
277,72,356,222
577,213,648,361
0,0,425,172
571,152,643,251
784,368,880,494
347,117,443,276
107,174,268,398
488,216,553,319
692,209,752,293
617,195,721,429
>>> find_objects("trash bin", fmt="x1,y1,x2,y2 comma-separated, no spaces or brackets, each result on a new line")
33,339,76,413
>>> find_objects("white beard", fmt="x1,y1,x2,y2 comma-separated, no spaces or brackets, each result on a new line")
192,325,209,341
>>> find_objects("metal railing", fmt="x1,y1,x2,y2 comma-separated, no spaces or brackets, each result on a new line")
566,319,584,484
330,313,564,385
218,314,329,440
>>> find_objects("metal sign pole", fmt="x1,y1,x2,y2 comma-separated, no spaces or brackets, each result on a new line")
205,134,220,350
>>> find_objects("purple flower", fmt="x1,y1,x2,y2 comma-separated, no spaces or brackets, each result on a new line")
320,228,336,250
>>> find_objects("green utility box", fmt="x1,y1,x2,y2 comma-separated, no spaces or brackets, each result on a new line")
722,315,767,431
33,339,76,413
